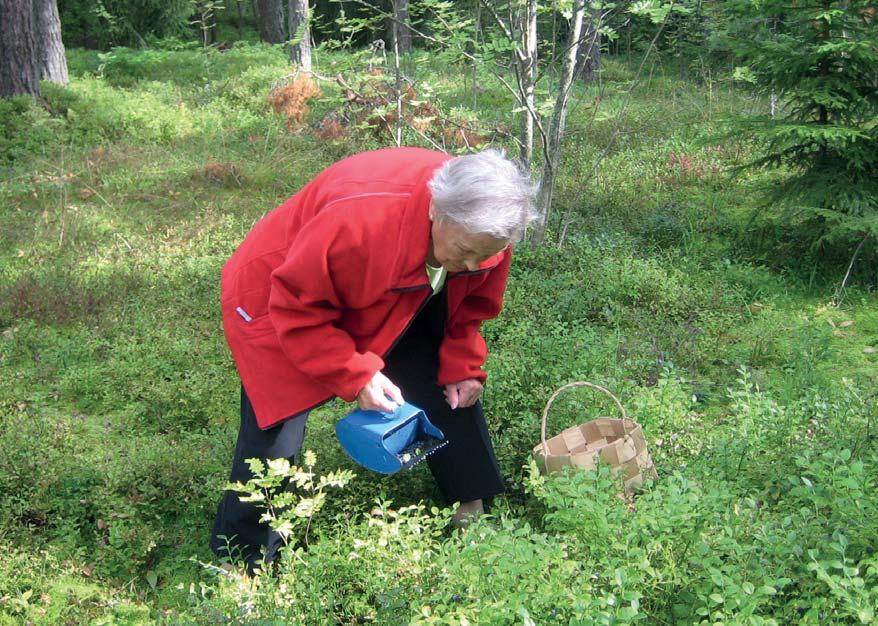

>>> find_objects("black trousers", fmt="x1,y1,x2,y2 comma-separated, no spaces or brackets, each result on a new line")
211,289,505,570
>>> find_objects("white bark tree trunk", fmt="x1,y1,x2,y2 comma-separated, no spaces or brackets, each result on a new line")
480,0,540,167
392,0,402,145
531,0,585,245
520,0,537,167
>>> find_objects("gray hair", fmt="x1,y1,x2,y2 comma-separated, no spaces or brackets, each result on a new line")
427,149,539,242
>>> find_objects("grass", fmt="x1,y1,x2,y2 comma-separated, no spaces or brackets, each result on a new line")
0,43,876,623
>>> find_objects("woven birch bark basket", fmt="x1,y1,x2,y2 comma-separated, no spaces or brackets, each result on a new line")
532,382,658,494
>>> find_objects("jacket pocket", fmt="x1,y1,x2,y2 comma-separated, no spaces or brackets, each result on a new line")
232,287,274,334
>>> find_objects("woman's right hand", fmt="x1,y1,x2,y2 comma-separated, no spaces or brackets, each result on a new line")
356,371,404,413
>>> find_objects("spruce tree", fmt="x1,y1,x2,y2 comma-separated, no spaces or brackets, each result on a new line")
725,0,878,277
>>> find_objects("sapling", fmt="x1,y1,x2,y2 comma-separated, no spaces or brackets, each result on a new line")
228,451,354,549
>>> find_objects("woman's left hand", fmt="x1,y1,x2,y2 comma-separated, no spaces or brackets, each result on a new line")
443,379,483,410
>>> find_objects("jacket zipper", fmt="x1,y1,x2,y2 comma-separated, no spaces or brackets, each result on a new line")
383,284,432,357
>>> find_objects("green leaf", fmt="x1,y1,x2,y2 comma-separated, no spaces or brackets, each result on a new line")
732,66,757,84
246,458,265,476
672,604,691,618
267,457,291,476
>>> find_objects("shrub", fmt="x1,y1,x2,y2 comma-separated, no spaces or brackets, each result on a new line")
0,265,144,327
0,543,152,625
0,96,63,166
98,43,288,88
59,0,194,49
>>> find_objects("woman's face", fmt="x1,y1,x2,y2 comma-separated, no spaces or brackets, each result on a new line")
429,208,509,273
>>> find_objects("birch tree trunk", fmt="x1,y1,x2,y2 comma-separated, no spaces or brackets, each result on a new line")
531,0,585,245
257,0,286,43
392,0,402,145
288,0,311,70
34,0,67,85
471,0,481,109
479,0,538,167
0,0,40,98
520,0,538,167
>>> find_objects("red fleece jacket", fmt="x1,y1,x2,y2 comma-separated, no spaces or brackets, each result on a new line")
220,147,512,429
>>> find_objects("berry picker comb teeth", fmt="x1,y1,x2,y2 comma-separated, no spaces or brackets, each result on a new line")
335,402,446,474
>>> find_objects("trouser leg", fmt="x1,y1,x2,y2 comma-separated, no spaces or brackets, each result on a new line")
383,289,505,505
210,386,308,571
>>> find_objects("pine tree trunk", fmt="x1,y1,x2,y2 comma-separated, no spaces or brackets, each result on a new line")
194,1,218,48
384,0,411,55
395,0,411,53
0,0,40,98
236,0,246,38
34,0,67,84
257,0,286,43
206,11,217,46
287,0,311,70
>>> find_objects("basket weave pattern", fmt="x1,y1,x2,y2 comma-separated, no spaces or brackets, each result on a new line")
532,382,658,493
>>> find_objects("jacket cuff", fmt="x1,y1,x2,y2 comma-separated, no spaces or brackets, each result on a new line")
331,351,385,402
436,361,488,387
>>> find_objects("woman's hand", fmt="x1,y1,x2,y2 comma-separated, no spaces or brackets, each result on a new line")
443,379,483,410
357,371,404,413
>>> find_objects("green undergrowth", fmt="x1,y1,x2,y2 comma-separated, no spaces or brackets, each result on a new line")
1,44,876,623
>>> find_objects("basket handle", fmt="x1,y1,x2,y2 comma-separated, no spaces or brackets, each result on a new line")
540,381,630,458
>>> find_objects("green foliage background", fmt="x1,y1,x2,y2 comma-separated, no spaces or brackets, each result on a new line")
0,37,877,624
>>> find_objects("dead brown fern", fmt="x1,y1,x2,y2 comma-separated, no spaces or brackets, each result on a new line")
268,75,322,130
199,159,243,187
313,113,348,141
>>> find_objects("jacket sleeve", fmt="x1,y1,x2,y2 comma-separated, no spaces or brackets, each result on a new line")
268,211,384,402
436,250,511,386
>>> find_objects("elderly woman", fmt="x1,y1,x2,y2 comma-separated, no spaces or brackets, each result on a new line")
211,147,536,573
